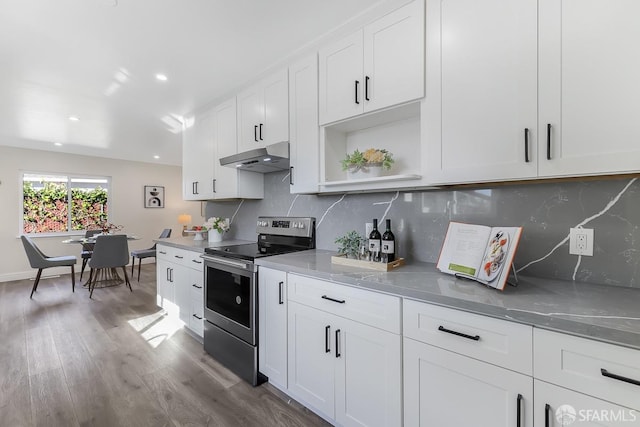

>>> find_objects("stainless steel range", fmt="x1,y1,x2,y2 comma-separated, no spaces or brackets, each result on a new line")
201,216,315,385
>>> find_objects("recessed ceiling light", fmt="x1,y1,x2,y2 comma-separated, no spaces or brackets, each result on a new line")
69,116,79,121
155,74,168,82
153,155,160,159
54,142,63,146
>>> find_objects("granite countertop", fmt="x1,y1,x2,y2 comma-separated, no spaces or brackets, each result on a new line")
256,249,640,351
154,236,254,252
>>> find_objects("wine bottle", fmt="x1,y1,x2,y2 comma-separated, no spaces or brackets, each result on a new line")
369,219,382,262
381,219,395,263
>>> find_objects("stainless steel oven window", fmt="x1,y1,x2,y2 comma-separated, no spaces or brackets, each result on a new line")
205,264,251,328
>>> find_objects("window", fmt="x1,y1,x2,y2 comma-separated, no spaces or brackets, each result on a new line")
21,172,111,235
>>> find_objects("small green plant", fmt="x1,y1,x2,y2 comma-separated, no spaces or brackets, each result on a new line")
335,230,365,259
341,148,394,172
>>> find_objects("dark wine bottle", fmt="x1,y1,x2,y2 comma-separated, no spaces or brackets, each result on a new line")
381,219,395,263
368,219,382,262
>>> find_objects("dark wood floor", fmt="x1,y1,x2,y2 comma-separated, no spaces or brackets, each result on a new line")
0,265,329,427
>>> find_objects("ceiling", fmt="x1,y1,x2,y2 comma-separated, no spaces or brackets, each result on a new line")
0,0,382,166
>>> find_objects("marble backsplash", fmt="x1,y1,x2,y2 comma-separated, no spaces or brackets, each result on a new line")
205,171,640,288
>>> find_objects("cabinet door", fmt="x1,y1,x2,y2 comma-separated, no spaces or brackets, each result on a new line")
289,54,319,194
212,97,239,200
156,260,177,317
262,69,289,145
363,0,424,113
538,0,640,177
258,268,288,389
173,265,191,326
424,0,538,184
287,301,336,420
335,317,402,427
319,31,364,125
182,111,215,200
534,380,640,427
237,86,263,153
404,338,533,427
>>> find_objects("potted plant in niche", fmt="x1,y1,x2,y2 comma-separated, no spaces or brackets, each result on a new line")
341,148,394,179
335,230,365,260
204,217,230,243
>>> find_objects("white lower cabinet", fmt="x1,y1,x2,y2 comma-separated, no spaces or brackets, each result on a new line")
155,244,204,338
534,380,640,427
404,337,533,427
258,267,288,389
288,300,402,426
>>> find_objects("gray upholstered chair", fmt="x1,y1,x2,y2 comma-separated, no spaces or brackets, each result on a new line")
88,234,131,298
80,229,102,280
130,228,172,281
20,235,77,299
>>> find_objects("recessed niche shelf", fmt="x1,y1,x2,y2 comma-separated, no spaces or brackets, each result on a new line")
320,101,423,190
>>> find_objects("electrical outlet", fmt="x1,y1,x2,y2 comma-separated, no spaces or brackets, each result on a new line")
569,228,594,256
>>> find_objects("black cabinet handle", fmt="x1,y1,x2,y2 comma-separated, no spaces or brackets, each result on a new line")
259,123,263,141
192,259,202,264
192,284,202,289
438,325,480,341
254,125,258,142
354,80,360,104
546,123,552,160
365,76,370,101
169,268,173,283
192,182,195,195
524,128,530,163
322,295,346,304
192,314,202,320
545,403,551,427
289,166,294,185
516,394,523,427
278,281,284,305
335,329,341,358
193,181,199,195
159,251,167,255
213,179,216,193
601,368,640,386
174,255,184,259
325,325,331,353
166,267,170,281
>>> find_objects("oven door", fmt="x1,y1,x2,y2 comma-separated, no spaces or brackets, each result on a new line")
203,255,256,345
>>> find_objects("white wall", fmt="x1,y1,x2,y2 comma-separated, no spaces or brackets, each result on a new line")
0,145,203,282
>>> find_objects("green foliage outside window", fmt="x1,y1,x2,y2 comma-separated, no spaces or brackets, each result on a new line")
23,181,108,233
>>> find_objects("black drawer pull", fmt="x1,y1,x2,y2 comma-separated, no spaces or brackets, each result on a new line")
192,284,202,289
192,259,202,264
545,403,551,427
174,255,184,259
438,325,480,341
516,394,523,427
335,329,341,358
192,314,202,320
601,368,640,386
524,128,530,163
325,325,330,353
321,295,345,304
159,251,167,255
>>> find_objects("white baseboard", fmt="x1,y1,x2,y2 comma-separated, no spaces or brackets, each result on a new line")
0,259,157,283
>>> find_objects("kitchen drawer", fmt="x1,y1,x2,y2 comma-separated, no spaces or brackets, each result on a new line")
189,296,204,337
287,273,401,334
404,299,532,375
534,328,640,411
170,247,204,270
156,244,175,261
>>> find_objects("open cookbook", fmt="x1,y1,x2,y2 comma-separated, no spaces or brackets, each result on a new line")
436,222,523,290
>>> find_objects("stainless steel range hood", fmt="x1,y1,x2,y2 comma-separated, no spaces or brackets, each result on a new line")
219,141,289,173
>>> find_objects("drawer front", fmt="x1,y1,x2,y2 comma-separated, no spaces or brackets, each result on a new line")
165,247,204,270
404,299,532,374
189,296,204,337
156,244,175,261
534,328,640,411
287,274,401,334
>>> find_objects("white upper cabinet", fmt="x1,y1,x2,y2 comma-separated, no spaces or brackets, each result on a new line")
237,69,289,153
183,98,263,201
424,0,538,184
319,0,425,125
288,54,320,194
183,110,216,200
538,0,640,177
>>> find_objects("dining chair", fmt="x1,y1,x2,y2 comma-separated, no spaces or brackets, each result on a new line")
130,228,172,281
88,234,131,298
20,235,77,299
80,229,102,280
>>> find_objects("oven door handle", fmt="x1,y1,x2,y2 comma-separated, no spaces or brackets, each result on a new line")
201,255,252,270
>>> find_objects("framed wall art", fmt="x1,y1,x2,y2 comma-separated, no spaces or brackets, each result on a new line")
144,185,164,208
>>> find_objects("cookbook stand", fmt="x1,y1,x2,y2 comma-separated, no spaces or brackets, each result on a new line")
454,263,519,288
